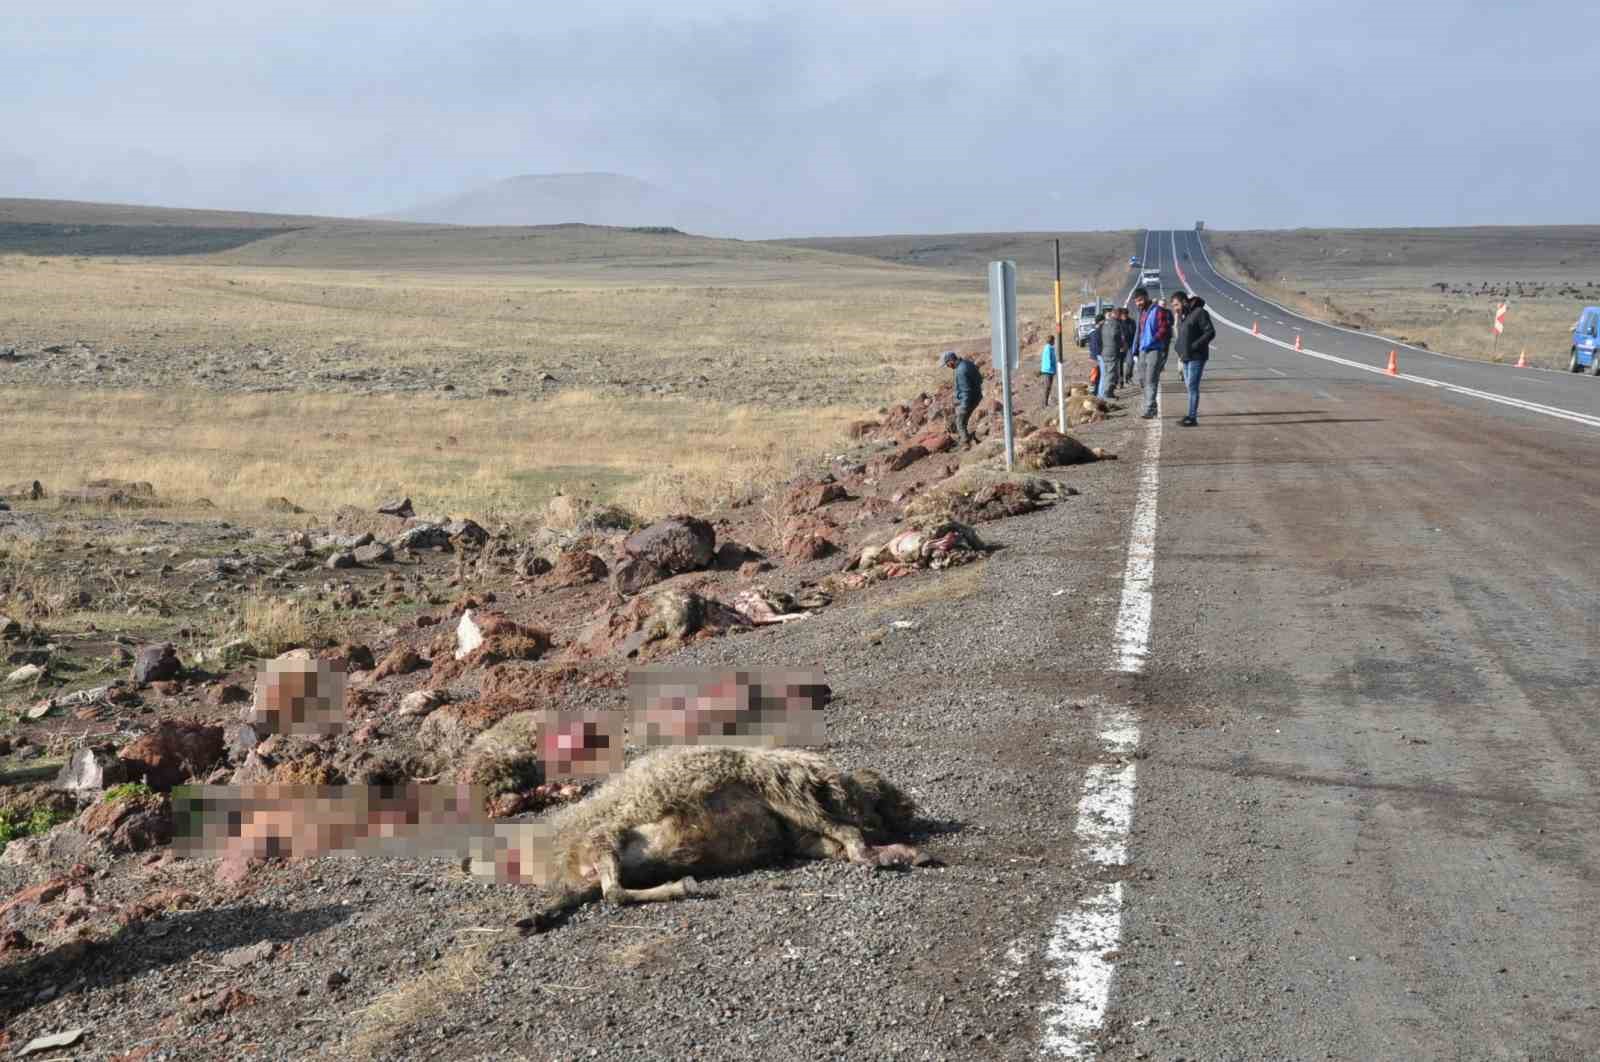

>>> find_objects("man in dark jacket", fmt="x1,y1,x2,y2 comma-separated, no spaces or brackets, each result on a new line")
942,351,983,447
1170,291,1215,426
1116,307,1137,387
1097,311,1126,399
1132,287,1174,420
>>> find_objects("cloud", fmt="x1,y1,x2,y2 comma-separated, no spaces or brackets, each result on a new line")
0,1,1594,234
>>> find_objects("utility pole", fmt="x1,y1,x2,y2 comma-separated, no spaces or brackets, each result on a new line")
988,260,1018,471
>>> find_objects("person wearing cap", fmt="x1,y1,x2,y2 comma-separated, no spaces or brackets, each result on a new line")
941,351,983,447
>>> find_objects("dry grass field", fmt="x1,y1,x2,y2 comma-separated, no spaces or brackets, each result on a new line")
1206,227,1600,370
0,200,1122,520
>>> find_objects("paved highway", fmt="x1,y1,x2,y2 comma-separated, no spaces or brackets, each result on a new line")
1085,232,1600,1059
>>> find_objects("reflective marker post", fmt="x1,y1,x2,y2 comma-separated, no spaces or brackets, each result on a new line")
989,259,1018,471
1054,239,1066,433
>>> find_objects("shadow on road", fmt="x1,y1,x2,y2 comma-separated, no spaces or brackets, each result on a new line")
0,902,353,1022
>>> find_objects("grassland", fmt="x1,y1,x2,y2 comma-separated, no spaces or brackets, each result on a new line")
0,199,1123,521
1205,227,1600,370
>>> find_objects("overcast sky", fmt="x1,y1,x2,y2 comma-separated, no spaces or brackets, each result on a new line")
1,0,1594,238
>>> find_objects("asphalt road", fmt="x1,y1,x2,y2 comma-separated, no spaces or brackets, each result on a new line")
1093,232,1600,1059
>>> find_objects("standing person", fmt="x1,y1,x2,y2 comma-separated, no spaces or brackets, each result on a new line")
1117,307,1138,388
1097,311,1123,399
1038,333,1058,409
941,350,984,447
1132,286,1173,420
1171,291,1215,426
1085,315,1104,395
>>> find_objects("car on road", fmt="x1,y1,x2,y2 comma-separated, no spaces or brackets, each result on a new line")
1129,255,1140,269
1139,268,1161,288
1571,306,1600,374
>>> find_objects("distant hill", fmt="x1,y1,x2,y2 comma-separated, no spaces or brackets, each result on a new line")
382,172,746,237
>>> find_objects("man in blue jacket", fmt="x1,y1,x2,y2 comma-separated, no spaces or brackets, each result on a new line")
1132,286,1173,420
941,351,983,448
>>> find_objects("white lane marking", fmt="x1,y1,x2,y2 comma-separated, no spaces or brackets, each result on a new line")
1169,238,1600,432
1267,366,1289,377
1040,418,1160,1058
1112,419,1161,673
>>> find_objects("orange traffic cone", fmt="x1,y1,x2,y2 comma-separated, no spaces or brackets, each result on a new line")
1385,350,1399,376
1252,320,1260,335
1515,349,1527,368
1293,334,1302,351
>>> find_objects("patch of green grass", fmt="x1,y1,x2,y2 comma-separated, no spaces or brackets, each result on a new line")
0,804,72,855
103,782,154,803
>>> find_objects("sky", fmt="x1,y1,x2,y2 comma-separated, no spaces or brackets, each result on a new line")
1,0,1595,238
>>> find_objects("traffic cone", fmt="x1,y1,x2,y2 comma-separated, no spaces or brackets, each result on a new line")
1293,334,1302,351
1515,349,1527,368
1386,350,1399,376
1252,320,1260,335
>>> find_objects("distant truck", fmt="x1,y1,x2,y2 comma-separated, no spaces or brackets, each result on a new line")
1129,255,1141,269
1139,268,1161,289
1571,306,1600,374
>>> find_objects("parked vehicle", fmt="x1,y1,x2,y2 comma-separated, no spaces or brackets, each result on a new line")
1075,299,1110,343
1571,307,1600,374
1129,255,1141,268
1139,268,1161,288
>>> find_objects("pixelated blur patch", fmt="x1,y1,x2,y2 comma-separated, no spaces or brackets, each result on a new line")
172,783,494,862
535,709,624,779
247,655,346,738
627,669,828,747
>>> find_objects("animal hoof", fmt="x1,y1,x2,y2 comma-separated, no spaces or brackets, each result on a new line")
870,844,921,868
678,876,699,898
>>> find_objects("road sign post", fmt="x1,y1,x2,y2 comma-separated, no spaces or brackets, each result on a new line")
988,260,1018,471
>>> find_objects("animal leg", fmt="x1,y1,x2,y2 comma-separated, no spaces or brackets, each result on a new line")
590,829,702,907
812,824,928,869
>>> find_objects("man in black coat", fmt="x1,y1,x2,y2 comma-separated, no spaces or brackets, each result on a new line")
941,351,984,447
1170,291,1215,426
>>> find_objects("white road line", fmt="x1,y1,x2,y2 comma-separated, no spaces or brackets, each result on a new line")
1169,238,1600,432
1267,367,1289,377
1040,416,1160,1058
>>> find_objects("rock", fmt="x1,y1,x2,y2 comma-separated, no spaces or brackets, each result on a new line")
713,542,757,570
608,555,667,597
911,430,957,455
326,970,350,991
265,496,307,514
319,642,375,673
55,746,131,794
0,480,45,502
205,683,251,708
17,1029,84,1057
117,720,226,790
377,497,415,518
0,614,20,640
325,549,357,570
353,541,394,565
545,550,608,588
131,643,181,684
622,515,715,573
398,689,447,718
5,663,44,685
545,495,635,532
370,645,425,682
887,444,930,472
395,524,451,551
220,940,277,970
783,480,848,516
444,518,489,547
77,793,173,854
455,610,484,661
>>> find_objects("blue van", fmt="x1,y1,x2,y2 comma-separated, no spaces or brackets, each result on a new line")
1572,307,1600,374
